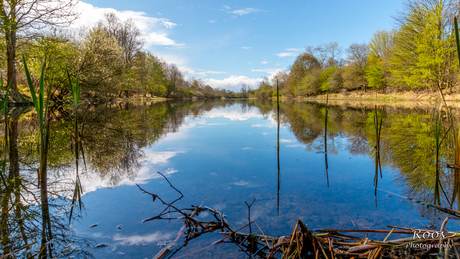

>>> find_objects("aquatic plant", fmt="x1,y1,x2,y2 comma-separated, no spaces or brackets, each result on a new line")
67,67,83,224
0,76,11,189
22,52,54,258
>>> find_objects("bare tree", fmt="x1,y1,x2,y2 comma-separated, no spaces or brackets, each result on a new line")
97,12,144,66
164,63,184,96
0,0,80,101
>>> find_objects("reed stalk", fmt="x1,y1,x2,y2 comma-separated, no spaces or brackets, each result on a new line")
276,79,280,216
373,99,383,196
67,68,82,224
0,76,11,189
21,52,53,258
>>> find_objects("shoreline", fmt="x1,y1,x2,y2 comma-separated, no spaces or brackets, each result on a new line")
300,90,460,103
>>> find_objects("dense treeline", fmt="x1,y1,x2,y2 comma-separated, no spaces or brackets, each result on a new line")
254,0,460,98
5,13,240,102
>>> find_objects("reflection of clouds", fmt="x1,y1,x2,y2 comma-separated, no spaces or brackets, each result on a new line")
113,232,174,246
242,147,252,150
212,203,227,211
233,180,260,187
237,201,275,225
205,107,263,121
207,123,227,125
252,123,276,128
145,151,186,164
165,168,178,175
262,133,269,135
79,149,185,195
279,139,295,143
286,144,302,148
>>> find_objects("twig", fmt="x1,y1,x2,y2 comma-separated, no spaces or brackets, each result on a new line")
156,171,184,197
0,241,37,259
245,197,256,233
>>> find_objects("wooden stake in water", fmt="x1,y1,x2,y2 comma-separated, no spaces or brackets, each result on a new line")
325,91,329,188
276,79,280,216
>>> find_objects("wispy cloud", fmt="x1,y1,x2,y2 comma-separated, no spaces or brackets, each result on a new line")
261,61,269,64
196,71,226,77
275,52,297,57
286,48,302,51
232,8,262,16
223,5,231,10
209,19,217,23
144,32,185,47
242,46,252,49
251,68,283,76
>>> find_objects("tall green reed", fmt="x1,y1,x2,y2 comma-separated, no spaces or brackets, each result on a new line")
21,52,54,258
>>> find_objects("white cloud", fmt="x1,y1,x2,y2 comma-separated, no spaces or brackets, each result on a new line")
242,46,252,49
242,147,252,150
144,32,184,47
275,52,297,57
286,48,302,51
209,20,217,23
180,68,226,78
223,5,231,9
251,68,283,77
72,2,183,47
232,8,262,16
261,61,269,64
279,139,295,143
203,75,264,91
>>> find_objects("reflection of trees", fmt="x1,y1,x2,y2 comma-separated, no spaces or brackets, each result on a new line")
5,99,460,256
279,100,459,224
0,108,92,258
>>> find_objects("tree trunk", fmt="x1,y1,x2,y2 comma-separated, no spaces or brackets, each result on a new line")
5,31,20,102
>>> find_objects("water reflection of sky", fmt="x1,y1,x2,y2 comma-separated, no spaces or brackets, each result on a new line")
73,102,460,258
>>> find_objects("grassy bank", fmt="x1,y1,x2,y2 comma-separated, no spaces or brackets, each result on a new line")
305,90,460,102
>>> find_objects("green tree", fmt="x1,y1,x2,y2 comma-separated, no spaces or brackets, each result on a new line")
27,32,78,101
0,0,78,101
390,0,457,91
288,53,320,95
343,43,369,92
78,28,124,97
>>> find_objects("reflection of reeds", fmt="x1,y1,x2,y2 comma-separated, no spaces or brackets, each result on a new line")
434,103,441,205
373,105,383,196
276,80,280,216
67,68,83,224
325,91,329,187
433,103,452,206
22,52,53,258
0,76,10,189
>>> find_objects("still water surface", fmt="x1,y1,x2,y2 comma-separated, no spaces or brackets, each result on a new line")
2,99,460,258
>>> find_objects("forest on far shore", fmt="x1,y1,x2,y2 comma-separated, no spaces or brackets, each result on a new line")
1,0,459,102
252,0,460,99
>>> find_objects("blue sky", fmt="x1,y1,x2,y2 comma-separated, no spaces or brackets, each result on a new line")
74,0,403,91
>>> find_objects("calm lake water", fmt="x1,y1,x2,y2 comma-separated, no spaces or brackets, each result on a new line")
2,99,460,258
